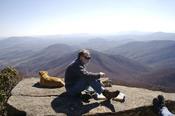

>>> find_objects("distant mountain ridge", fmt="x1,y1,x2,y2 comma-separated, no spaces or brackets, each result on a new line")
14,43,78,74
106,40,175,68
1,32,175,92
16,50,149,80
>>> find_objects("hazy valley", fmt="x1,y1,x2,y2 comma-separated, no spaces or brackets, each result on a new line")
1,32,175,92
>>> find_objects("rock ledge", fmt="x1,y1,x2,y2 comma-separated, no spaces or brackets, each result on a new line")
7,78,175,116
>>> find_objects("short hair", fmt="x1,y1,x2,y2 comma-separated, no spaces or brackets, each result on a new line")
78,49,90,59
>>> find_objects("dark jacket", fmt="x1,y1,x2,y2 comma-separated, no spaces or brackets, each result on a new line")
65,58,100,89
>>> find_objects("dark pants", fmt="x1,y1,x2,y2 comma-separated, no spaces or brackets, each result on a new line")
66,78,104,96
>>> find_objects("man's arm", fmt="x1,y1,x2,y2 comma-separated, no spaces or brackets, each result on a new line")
77,65,101,79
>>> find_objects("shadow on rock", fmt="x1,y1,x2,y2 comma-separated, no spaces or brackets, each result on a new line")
92,100,175,116
32,82,59,89
7,103,26,116
100,100,115,112
51,92,115,116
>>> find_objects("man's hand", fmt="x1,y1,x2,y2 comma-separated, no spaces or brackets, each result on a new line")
99,72,106,78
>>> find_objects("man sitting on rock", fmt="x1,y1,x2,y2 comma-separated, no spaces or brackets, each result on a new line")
65,49,120,100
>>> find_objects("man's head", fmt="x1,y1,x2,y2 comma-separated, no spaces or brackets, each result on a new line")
78,49,91,64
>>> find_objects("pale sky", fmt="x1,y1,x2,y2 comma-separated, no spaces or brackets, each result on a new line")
1,0,175,36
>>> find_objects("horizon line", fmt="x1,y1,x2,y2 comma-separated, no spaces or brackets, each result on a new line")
1,31,175,38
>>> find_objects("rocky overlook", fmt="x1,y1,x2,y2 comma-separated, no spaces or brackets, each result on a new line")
7,78,175,116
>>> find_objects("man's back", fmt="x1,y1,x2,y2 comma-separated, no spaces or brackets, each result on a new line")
65,59,83,89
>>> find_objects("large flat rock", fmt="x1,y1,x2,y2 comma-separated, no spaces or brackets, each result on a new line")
7,78,175,116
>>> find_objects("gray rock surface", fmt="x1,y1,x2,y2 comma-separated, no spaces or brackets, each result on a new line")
7,78,175,116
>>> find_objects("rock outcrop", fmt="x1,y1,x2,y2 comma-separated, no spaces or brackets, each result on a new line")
7,78,175,116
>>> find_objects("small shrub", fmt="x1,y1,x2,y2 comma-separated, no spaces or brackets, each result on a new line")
0,66,22,116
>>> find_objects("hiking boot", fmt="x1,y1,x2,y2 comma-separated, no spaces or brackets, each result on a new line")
80,93,92,103
152,98,160,113
102,89,120,100
158,95,165,108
